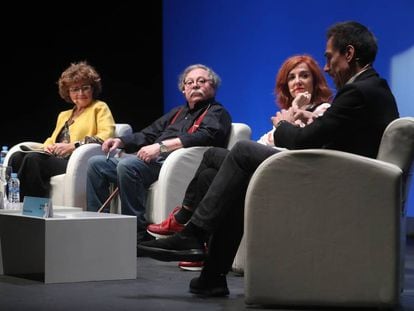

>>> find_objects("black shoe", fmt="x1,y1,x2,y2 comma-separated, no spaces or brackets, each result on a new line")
137,231,155,257
137,232,206,262
189,274,229,297
137,230,155,244
137,231,155,245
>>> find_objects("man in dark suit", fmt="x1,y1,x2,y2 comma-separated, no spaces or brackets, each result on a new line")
138,21,400,296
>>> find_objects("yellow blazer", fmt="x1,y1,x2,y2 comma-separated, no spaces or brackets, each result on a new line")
43,100,115,146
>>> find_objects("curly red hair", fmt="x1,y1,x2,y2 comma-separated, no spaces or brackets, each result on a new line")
275,55,332,109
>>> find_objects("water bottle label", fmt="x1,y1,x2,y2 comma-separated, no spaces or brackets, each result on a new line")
8,178,20,203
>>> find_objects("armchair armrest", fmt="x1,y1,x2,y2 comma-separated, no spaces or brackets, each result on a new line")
244,149,403,306
59,143,104,208
146,146,211,223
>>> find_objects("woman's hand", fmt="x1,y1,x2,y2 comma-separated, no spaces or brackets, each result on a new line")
47,142,75,157
44,144,55,154
291,91,311,109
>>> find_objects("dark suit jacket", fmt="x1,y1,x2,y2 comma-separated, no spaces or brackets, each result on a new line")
274,68,399,158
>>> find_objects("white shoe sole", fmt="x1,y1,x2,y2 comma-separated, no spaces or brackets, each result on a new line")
179,265,203,271
147,230,175,239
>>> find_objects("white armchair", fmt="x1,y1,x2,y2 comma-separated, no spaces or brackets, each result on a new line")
4,124,133,209
145,122,252,224
243,117,414,308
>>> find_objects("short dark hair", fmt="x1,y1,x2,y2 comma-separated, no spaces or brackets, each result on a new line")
327,21,378,66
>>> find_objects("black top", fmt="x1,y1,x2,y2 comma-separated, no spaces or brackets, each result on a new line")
274,68,399,158
120,97,232,154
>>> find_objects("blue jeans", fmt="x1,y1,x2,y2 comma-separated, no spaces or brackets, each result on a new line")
86,154,162,232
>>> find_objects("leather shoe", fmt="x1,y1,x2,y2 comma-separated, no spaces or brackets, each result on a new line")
189,274,229,297
136,231,155,257
147,206,185,238
137,232,205,262
137,230,155,245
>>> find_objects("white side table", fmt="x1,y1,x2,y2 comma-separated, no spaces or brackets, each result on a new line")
0,204,82,214
0,211,136,283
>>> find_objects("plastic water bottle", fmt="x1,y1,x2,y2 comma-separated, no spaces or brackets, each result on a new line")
0,145,8,164
8,173,20,209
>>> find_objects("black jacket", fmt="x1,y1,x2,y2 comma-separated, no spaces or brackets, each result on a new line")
274,68,399,158
120,98,232,154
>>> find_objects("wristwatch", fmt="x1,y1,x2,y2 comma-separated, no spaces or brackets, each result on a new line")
158,142,168,153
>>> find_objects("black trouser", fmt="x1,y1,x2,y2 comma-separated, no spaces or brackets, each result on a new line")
191,140,280,275
9,151,68,199
182,147,229,209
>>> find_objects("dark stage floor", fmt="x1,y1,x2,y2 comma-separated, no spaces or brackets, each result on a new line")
1,238,414,311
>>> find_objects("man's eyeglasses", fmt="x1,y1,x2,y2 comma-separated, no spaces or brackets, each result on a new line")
69,85,92,94
183,78,212,88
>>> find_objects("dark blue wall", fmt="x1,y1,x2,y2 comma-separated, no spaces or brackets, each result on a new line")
163,0,414,213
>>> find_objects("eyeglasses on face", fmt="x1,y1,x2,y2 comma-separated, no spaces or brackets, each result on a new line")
183,77,212,88
69,84,92,94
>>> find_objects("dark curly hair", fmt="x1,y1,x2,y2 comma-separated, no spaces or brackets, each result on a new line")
58,61,102,103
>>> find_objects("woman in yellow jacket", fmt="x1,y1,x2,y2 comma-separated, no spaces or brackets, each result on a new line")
9,61,115,199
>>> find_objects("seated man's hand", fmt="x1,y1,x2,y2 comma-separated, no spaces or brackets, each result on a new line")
137,143,161,163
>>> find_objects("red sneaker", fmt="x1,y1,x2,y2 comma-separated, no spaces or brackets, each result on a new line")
147,206,185,238
178,261,204,271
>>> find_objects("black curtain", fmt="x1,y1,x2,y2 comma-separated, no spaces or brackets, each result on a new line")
1,1,163,147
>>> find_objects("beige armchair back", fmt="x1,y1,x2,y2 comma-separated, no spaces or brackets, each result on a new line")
244,117,414,308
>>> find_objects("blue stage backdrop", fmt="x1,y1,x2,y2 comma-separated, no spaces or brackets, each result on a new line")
163,0,414,214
